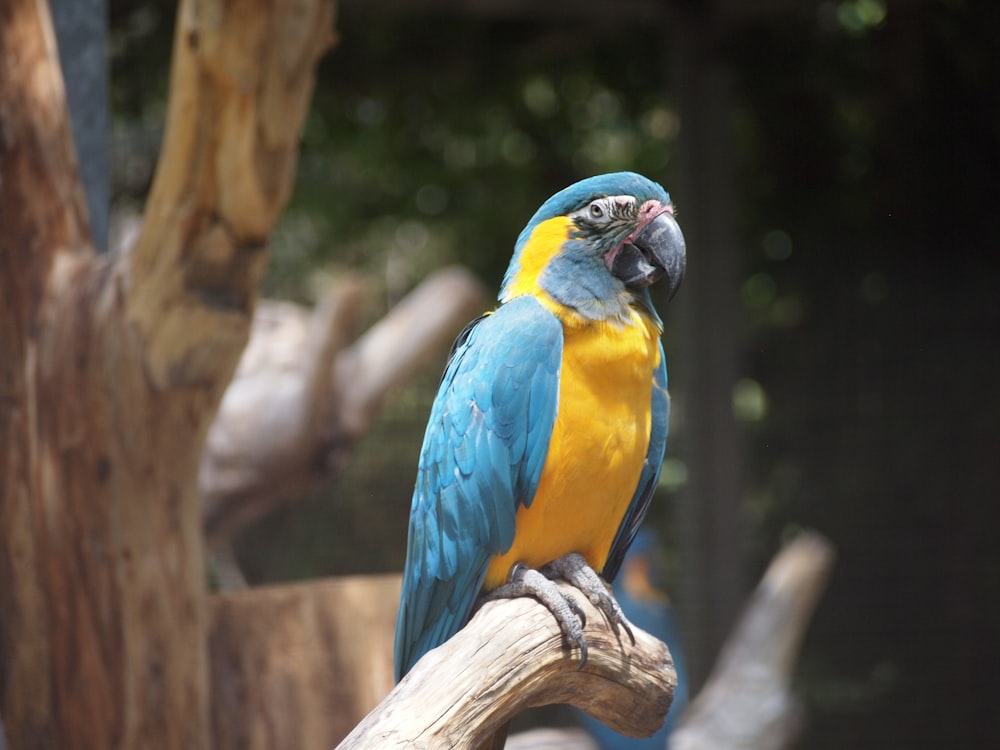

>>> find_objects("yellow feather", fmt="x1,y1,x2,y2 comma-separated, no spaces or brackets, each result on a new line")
501,216,574,305
483,307,662,589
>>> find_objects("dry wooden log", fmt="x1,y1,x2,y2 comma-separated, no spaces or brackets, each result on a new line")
337,580,678,750
209,574,402,750
200,266,487,546
669,531,835,750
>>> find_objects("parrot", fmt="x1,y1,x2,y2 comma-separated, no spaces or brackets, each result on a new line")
393,171,686,684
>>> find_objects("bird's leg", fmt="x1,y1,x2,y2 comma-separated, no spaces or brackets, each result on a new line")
541,552,636,647
478,553,635,668
479,562,592,666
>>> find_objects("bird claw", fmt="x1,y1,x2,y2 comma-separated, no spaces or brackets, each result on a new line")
541,552,636,647
480,553,633,669
481,562,591,667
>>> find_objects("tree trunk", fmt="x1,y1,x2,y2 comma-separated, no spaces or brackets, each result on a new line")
209,575,403,750
0,0,336,747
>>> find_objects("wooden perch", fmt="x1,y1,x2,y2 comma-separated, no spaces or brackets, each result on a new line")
337,580,678,750
669,531,835,750
200,266,487,544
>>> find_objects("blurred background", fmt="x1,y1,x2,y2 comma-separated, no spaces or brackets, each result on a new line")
101,0,999,747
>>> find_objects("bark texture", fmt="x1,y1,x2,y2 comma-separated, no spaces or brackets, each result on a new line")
0,0,336,747
209,575,402,750
337,580,678,749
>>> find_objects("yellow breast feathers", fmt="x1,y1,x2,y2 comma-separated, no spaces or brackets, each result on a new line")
483,308,662,589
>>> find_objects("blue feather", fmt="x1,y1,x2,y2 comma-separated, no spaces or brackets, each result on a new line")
394,296,562,679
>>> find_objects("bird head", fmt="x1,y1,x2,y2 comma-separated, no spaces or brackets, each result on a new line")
500,172,686,324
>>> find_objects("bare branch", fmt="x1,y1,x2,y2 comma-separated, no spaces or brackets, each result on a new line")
670,531,835,750
123,0,337,389
333,266,490,436
200,275,367,535
201,266,487,545
337,580,677,750
0,0,90,321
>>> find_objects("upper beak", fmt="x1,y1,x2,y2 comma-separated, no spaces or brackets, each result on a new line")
610,210,686,300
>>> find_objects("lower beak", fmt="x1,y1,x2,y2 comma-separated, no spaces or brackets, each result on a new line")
610,211,686,300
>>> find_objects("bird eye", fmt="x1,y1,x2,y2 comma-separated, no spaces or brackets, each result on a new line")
589,201,605,220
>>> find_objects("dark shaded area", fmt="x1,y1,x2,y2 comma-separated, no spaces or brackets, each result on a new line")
52,0,110,250
731,5,1000,746
104,1,1000,747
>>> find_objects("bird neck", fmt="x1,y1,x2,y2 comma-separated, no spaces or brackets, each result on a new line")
500,216,655,330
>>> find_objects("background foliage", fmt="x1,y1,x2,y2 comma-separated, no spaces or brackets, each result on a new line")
108,1,999,747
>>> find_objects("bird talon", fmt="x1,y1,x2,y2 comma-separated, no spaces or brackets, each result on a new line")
621,619,636,646
567,595,587,629
576,638,589,670
508,562,529,583
478,562,596,666
542,552,636,647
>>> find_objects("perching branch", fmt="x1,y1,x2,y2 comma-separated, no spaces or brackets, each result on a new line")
493,532,836,750
123,0,337,389
337,580,678,750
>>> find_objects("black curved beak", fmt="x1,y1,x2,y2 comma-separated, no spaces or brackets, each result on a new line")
611,211,686,300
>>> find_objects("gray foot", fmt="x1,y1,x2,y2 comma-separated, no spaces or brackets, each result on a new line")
480,553,633,668
541,552,636,647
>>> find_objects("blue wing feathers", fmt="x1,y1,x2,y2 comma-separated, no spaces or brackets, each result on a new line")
394,296,562,679
522,365,559,508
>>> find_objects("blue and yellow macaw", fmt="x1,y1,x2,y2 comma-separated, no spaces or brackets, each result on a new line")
394,171,686,681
